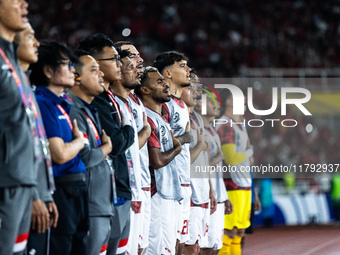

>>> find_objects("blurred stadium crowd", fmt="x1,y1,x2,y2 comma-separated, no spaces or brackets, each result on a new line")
29,0,340,187
29,0,340,76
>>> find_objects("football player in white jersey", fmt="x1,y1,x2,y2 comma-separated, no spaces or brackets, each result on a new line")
115,41,152,255
153,51,192,255
215,89,253,255
115,41,144,74
181,74,217,255
135,66,183,255
200,94,233,255
110,49,150,255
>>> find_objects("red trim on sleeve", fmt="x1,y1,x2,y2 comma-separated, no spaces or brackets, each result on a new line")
217,122,235,145
161,104,170,123
129,93,141,105
147,117,161,149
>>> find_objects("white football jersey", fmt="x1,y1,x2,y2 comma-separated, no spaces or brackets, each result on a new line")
189,111,210,204
145,106,183,201
115,95,142,201
164,96,190,184
206,125,228,203
128,93,151,188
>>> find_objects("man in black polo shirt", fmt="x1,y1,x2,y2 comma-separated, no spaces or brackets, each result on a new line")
78,34,135,255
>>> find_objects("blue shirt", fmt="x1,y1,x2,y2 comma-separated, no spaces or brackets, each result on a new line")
35,86,86,177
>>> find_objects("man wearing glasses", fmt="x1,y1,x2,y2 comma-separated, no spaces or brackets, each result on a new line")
78,34,135,255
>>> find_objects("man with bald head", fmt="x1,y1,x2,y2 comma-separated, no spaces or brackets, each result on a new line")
67,51,114,255
78,33,135,255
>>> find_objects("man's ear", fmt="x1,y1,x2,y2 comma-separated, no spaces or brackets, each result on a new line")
43,65,53,79
74,73,82,86
141,85,151,95
74,77,82,87
163,69,172,79
226,98,233,107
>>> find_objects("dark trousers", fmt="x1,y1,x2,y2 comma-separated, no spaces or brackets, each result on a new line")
26,202,50,255
26,229,49,255
50,181,89,255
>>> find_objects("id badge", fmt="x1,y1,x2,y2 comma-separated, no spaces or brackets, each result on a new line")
41,138,55,192
106,157,117,204
26,107,41,162
25,107,36,127
126,150,136,187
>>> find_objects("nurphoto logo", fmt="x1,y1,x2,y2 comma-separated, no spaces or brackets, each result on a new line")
199,83,312,129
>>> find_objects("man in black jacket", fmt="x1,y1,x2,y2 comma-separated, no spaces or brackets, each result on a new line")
78,33,135,255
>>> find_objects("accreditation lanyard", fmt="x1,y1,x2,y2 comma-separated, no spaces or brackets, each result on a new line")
0,48,30,107
0,48,35,126
0,48,55,191
56,104,73,131
105,156,118,204
107,89,122,125
83,111,101,147
116,97,136,188
31,98,55,192
0,48,39,153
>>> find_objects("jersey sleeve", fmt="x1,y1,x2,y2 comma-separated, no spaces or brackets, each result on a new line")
162,103,171,123
147,117,161,149
217,123,235,145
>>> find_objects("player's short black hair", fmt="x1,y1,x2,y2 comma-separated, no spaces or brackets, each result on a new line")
73,49,90,76
30,41,75,87
116,48,130,60
114,41,133,52
153,51,188,74
77,33,115,58
134,66,158,99
190,68,199,77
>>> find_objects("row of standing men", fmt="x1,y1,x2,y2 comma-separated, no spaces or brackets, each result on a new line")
0,2,254,254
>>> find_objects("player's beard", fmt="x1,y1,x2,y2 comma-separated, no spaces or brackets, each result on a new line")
181,82,191,87
153,90,171,104
124,81,141,90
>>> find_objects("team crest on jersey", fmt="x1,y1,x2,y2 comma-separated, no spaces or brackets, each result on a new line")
132,109,138,119
172,124,182,133
161,136,168,145
160,125,166,136
160,126,168,145
173,112,180,123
